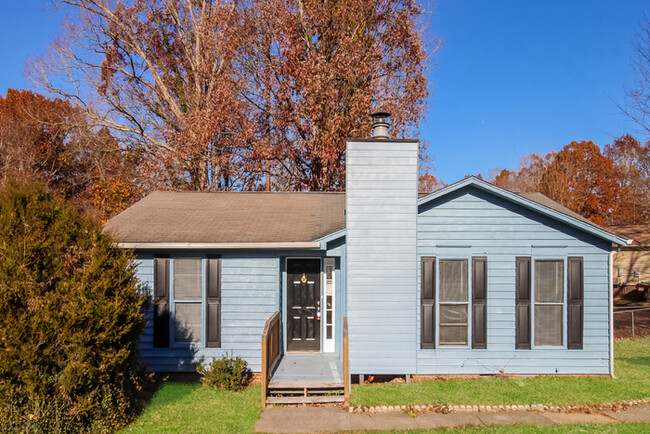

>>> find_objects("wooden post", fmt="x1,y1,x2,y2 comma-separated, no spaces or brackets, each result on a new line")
343,317,350,407
261,332,268,408
359,374,364,385
406,374,411,384
261,311,281,409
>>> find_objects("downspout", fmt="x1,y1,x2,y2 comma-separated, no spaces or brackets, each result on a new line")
609,250,615,377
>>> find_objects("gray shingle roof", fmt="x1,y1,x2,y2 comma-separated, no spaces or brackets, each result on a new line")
104,191,346,243
106,188,598,244
606,224,650,246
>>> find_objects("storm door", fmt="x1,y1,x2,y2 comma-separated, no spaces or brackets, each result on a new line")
287,258,321,352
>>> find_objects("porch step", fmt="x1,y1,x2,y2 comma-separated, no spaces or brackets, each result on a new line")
266,395,345,405
268,382,344,389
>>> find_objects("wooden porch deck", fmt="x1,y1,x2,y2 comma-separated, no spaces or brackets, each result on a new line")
261,312,349,406
269,355,343,387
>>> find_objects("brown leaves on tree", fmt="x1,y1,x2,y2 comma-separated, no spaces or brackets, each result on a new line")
604,134,650,224
0,89,141,220
243,0,430,190
492,141,633,226
31,0,431,191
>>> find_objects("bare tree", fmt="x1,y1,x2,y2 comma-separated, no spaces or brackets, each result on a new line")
622,16,650,135
29,0,256,191
29,0,432,192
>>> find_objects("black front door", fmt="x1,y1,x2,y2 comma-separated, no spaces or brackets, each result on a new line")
287,259,321,352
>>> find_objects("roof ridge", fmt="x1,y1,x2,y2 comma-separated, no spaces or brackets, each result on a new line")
149,190,346,194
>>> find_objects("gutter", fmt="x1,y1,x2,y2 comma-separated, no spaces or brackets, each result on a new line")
116,242,322,250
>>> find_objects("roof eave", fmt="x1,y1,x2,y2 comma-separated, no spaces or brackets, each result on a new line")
116,242,322,250
418,177,629,247
314,228,347,249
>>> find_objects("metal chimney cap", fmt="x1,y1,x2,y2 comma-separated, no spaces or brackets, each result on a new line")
371,111,391,139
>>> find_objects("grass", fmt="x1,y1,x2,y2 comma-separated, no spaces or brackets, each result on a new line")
122,383,261,433
122,337,649,432
352,336,650,407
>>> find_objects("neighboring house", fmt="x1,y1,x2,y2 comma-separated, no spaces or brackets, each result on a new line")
606,224,650,299
105,116,629,404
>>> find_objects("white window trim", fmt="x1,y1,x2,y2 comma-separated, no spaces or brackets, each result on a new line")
436,257,472,348
531,257,567,349
323,258,336,353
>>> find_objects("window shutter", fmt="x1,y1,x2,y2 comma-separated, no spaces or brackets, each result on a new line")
421,257,436,349
515,257,531,349
472,257,487,349
153,257,170,348
567,257,584,350
206,256,222,348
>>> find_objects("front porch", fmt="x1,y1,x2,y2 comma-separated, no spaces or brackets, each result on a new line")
270,354,343,386
261,312,350,406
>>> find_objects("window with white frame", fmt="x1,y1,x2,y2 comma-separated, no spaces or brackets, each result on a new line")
323,258,336,352
438,259,469,346
173,258,203,344
534,260,564,346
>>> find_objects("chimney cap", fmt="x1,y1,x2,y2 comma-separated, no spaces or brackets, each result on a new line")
371,111,391,120
371,111,391,139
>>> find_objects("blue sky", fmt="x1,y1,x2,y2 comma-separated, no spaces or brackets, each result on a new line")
1,1,648,183
422,0,648,182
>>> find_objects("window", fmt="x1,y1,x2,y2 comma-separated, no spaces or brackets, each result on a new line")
323,258,336,352
173,258,203,344
534,260,564,346
438,259,469,346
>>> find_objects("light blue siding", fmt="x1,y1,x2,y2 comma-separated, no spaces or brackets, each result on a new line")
416,186,612,375
136,254,280,372
346,140,419,374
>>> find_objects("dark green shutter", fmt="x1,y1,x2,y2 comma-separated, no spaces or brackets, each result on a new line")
421,257,436,349
206,256,222,348
153,257,170,348
472,257,487,349
567,257,584,350
515,257,531,349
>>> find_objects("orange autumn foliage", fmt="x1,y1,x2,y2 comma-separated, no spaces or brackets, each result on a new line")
492,141,630,226
0,89,141,220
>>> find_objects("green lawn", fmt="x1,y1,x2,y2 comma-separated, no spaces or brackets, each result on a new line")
122,337,649,433
352,336,650,407
122,383,261,433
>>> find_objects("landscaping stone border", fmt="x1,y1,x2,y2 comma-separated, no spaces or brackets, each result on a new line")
348,398,650,414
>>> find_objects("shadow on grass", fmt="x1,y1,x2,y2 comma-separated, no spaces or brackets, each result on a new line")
617,357,650,367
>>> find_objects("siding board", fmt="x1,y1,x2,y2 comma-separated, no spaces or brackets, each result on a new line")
346,140,418,374
416,187,612,375
135,255,279,372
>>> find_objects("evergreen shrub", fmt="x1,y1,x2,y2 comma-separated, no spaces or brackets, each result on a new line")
197,354,249,391
0,180,146,432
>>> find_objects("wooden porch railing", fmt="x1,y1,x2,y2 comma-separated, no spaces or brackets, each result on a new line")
261,311,281,408
343,316,350,407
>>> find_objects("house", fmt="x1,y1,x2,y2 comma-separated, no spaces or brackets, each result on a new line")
105,114,629,404
606,224,650,301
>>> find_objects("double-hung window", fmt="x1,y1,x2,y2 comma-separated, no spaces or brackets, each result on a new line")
172,258,203,344
533,260,564,346
438,259,469,346
153,256,221,348
421,256,487,349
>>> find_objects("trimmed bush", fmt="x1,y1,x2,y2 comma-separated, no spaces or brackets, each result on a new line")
198,354,249,391
0,180,147,432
